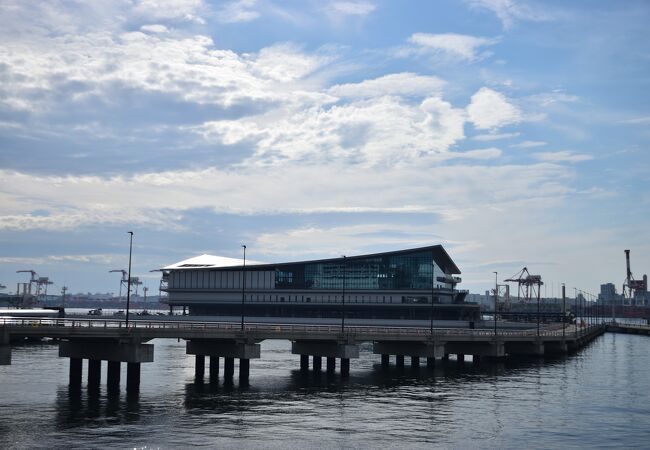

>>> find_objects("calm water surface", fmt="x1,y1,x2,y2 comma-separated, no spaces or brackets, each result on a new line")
1,333,649,449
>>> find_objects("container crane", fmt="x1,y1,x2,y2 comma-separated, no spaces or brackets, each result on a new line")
504,267,543,303
109,269,128,300
623,250,648,306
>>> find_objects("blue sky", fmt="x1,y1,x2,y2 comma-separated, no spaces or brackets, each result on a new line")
0,0,648,296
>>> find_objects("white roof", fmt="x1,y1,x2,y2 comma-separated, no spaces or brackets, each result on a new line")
162,254,266,270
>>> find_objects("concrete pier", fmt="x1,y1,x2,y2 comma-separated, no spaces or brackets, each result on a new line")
300,354,309,370
0,344,11,365
107,361,120,391
313,356,322,371
88,359,101,388
427,357,435,368
224,357,234,378
291,341,359,374
69,358,82,386
341,358,350,377
381,354,390,367
195,355,205,379
396,354,404,368
239,358,250,381
411,356,420,368
126,362,141,392
210,356,219,380
457,354,465,363
327,357,336,373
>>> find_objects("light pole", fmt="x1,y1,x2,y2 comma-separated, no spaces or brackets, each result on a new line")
126,231,134,327
493,271,498,336
341,255,346,333
430,261,435,335
241,244,246,331
536,280,541,337
562,284,566,338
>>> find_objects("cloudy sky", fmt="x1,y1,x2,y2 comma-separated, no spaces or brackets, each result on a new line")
0,0,649,297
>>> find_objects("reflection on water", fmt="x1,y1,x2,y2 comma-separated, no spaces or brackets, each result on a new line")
2,335,650,448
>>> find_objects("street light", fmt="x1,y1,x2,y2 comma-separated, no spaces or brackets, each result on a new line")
493,271,498,336
430,261,435,335
241,244,246,331
562,283,566,338
341,255,346,333
126,231,134,327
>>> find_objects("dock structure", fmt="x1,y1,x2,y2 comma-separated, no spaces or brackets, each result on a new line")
1,317,606,390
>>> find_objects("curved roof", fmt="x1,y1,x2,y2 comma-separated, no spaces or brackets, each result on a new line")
162,245,460,274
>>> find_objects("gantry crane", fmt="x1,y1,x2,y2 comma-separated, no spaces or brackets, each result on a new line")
504,267,543,303
623,250,648,306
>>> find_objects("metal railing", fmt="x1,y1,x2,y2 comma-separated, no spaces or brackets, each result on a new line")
0,316,605,339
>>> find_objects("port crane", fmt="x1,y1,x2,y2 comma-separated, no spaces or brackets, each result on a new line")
109,269,128,300
504,267,543,303
623,250,648,306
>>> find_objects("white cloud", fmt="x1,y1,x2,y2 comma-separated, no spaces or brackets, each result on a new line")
328,1,376,16
465,0,553,29
467,87,521,130
621,116,650,125
217,0,260,23
408,32,498,61
534,151,593,163
328,73,445,98
133,0,206,24
511,140,546,148
140,24,169,33
472,132,520,141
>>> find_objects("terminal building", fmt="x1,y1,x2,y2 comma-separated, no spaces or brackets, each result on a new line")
160,245,480,321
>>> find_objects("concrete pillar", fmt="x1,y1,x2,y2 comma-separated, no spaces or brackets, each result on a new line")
0,345,10,365
126,362,141,393
69,358,82,386
427,357,435,368
300,354,309,371
88,359,101,387
239,359,250,381
313,356,322,371
107,361,120,391
473,355,481,365
195,355,205,379
457,354,465,363
396,355,404,368
326,357,336,373
210,356,219,380
381,354,390,367
224,357,234,378
341,358,350,377
443,353,449,361
411,356,420,368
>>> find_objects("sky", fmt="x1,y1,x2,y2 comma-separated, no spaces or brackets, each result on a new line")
0,0,649,297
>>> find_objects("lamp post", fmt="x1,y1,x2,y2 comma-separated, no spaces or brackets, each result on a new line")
562,284,566,338
536,280,541,337
241,244,246,331
126,231,133,327
341,255,346,333
493,271,498,336
430,261,435,335
562,283,566,339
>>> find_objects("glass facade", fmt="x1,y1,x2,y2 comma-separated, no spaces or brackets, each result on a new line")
275,250,446,291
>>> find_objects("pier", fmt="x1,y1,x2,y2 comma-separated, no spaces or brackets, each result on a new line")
0,317,607,390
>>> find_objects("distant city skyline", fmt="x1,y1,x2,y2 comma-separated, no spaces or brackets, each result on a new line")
0,0,649,295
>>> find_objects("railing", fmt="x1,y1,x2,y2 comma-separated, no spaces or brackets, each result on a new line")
0,316,605,339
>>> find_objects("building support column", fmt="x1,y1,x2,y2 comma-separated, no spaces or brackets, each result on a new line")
473,355,481,365
239,359,250,381
442,353,449,361
427,357,435,368
457,354,465,363
312,356,322,371
340,358,350,377
381,354,390,367
300,354,309,371
69,358,82,386
88,359,101,388
107,361,120,391
126,362,141,393
195,355,205,379
326,357,336,373
224,357,234,378
411,356,420,368
210,356,219,381
396,355,404,368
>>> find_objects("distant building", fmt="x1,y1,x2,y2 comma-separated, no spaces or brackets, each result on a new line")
598,283,622,304
160,245,480,321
